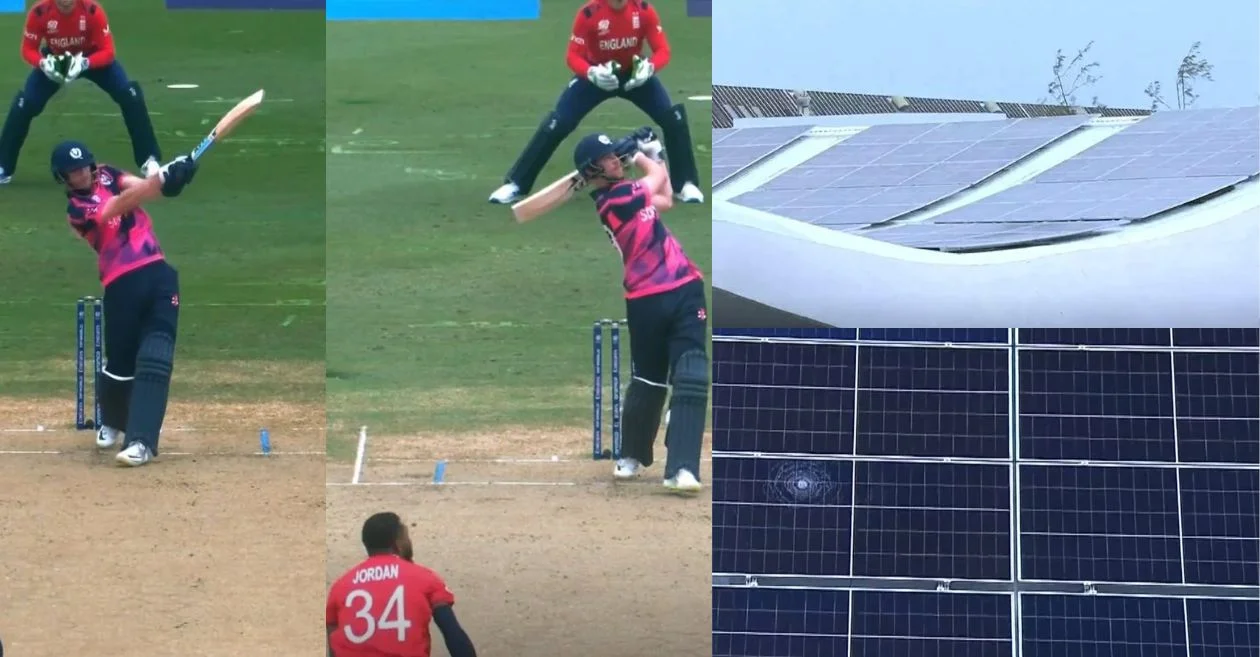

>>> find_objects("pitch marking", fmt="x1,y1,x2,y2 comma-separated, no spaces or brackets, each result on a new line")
688,95,712,101
167,83,199,89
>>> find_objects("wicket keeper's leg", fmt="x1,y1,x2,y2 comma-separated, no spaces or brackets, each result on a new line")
83,63,162,173
621,78,704,203
0,70,61,183
489,76,611,204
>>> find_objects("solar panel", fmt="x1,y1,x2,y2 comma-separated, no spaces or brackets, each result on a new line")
917,108,1260,228
713,328,1260,657
731,117,1089,228
714,126,811,184
863,219,1124,250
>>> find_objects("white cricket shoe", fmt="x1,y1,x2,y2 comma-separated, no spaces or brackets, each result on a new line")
95,425,124,449
614,457,644,479
675,183,704,204
140,157,160,178
488,182,522,204
115,441,153,467
0,167,11,184
664,469,702,493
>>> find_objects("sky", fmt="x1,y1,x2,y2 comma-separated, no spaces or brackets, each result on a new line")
713,0,1260,109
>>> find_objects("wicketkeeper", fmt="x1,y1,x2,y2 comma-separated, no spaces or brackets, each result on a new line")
0,0,161,184
488,0,704,206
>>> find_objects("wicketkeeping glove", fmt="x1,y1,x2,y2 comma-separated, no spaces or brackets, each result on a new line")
622,55,655,91
38,54,65,84
159,155,199,198
64,53,90,83
586,62,619,92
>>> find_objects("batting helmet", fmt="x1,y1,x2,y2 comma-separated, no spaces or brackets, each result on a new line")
573,133,621,179
50,140,96,184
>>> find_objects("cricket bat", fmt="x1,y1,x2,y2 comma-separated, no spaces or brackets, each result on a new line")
190,89,266,161
511,169,585,223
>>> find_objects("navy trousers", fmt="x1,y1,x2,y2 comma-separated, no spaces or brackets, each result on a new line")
0,60,160,174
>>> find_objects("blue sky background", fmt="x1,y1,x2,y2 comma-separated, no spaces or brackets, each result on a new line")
714,0,1260,109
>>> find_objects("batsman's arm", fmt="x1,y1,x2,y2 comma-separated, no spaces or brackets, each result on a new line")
97,176,161,222
642,5,671,71
565,9,594,76
633,152,672,211
84,3,115,68
20,9,43,68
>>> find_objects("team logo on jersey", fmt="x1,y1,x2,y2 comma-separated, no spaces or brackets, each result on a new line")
597,19,610,34
171,295,179,307
696,308,707,321
632,13,639,29
98,171,113,186
46,20,57,33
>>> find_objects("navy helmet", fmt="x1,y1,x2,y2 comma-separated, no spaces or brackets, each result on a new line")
573,133,619,180
50,140,96,184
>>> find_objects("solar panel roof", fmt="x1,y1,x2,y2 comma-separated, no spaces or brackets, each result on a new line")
713,328,1260,657
730,117,1090,228
713,126,810,184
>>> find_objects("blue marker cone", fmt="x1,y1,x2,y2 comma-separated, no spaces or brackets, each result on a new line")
433,459,447,484
259,428,271,455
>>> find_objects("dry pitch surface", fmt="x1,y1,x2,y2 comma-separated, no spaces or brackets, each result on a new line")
0,397,325,657
326,427,713,656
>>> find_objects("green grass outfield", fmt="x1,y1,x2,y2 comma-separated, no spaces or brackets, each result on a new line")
326,2,712,457
0,3,324,412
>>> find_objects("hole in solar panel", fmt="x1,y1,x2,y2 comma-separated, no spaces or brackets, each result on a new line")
765,461,839,504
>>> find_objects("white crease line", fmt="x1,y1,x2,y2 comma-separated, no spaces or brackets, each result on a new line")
352,425,368,484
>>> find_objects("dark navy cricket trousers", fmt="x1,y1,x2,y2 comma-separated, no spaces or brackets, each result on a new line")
102,260,180,380
556,74,676,129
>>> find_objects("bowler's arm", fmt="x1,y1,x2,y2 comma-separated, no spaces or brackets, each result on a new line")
433,604,477,657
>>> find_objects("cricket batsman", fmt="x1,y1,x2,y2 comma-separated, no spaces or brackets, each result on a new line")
575,130,707,492
55,140,197,467
327,512,478,657
0,0,161,184
487,0,704,206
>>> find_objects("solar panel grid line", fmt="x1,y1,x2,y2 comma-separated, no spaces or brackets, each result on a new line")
711,451,1010,465
1168,334,1193,594
714,329,1259,657
716,577,1260,598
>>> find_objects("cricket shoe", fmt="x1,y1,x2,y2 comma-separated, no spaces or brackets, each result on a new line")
613,457,644,479
95,425,124,449
488,182,522,204
664,469,702,493
0,167,10,185
675,182,704,204
140,157,160,178
115,441,153,467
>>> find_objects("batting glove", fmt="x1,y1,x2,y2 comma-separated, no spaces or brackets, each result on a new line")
64,53,90,83
586,63,620,92
158,155,199,197
38,54,65,84
637,138,664,162
622,55,655,91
